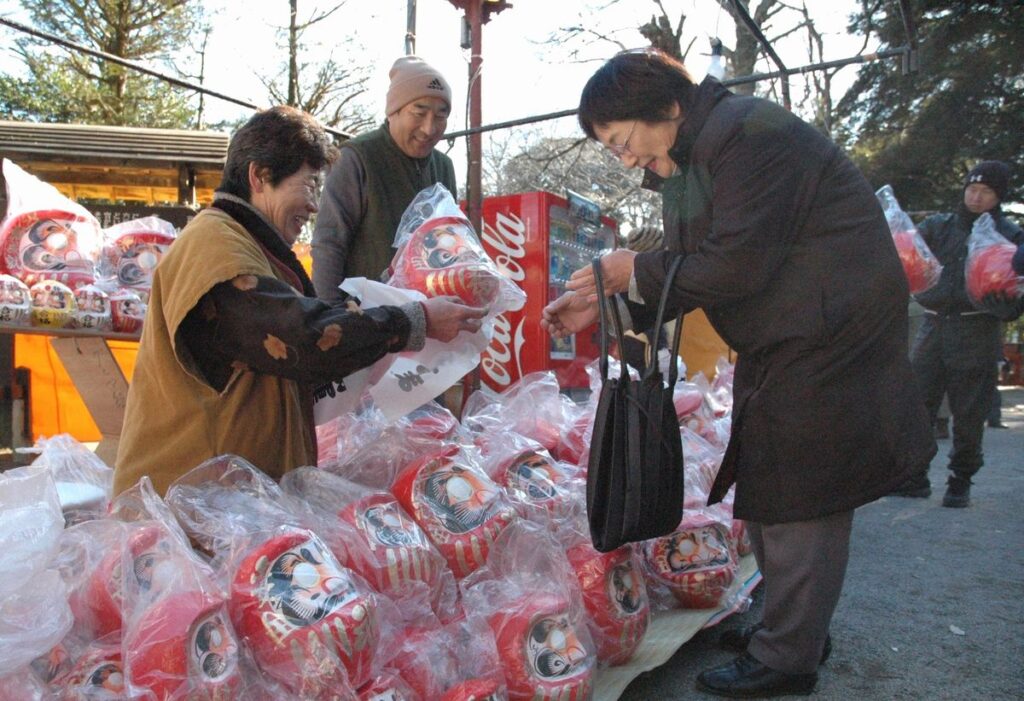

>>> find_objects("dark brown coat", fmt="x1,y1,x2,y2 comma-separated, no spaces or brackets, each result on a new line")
630,78,935,524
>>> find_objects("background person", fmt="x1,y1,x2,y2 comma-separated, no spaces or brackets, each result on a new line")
114,106,484,497
311,56,457,301
894,160,1024,507
541,49,934,698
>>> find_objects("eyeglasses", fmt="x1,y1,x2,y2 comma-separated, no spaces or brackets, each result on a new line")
606,120,638,158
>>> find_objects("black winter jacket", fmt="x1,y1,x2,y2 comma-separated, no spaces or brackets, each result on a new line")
630,77,935,524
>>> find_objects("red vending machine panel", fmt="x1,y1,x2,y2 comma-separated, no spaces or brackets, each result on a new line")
478,191,617,392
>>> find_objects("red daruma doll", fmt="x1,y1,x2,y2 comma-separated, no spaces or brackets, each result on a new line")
966,212,1024,304
394,217,501,307
340,491,451,604
230,528,378,696
72,523,184,638
125,590,241,700
488,594,594,701
392,446,517,579
876,185,942,294
566,542,650,666
641,518,737,609
0,209,99,290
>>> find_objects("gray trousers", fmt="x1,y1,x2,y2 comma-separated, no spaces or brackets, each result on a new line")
746,510,855,674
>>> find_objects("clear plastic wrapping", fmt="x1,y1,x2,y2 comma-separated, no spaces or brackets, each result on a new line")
876,184,942,295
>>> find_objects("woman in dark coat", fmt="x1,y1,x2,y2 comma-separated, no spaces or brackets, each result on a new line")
541,49,935,698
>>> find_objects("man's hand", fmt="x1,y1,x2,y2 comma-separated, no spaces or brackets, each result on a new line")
422,296,487,342
566,249,637,302
541,291,599,339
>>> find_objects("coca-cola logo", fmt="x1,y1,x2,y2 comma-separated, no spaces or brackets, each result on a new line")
481,312,526,387
480,212,526,282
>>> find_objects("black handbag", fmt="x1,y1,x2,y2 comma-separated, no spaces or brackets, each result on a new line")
586,256,685,552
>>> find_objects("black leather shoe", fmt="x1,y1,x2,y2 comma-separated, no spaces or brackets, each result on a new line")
719,624,832,665
942,475,971,508
888,474,931,498
696,653,818,698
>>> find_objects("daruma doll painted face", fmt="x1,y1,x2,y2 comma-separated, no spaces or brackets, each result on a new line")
392,446,517,579
642,522,736,609
397,217,500,307
339,492,449,601
1,209,99,289
230,530,378,696
566,542,649,666
488,595,594,701
125,590,241,700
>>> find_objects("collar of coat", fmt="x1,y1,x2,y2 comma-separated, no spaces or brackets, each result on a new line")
210,192,316,297
641,76,733,193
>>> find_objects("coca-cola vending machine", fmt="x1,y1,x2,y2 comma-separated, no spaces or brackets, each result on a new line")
478,190,617,394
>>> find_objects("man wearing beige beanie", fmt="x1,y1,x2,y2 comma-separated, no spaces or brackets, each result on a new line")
312,56,458,301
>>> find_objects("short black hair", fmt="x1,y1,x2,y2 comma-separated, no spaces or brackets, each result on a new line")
578,49,697,140
218,105,338,200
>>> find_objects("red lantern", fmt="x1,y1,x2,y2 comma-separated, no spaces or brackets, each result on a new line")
642,522,736,609
125,590,241,700
439,677,503,701
392,446,517,579
338,492,448,600
566,542,649,666
229,529,377,696
967,243,1020,302
0,208,98,289
487,594,593,701
397,217,500,306
892,230,940,295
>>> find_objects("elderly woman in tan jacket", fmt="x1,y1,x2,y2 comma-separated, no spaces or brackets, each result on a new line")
114,106,484,496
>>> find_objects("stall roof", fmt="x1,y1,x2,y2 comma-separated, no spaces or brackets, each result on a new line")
0,120,228,205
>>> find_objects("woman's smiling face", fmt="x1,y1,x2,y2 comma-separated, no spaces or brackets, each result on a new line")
594,106,684,179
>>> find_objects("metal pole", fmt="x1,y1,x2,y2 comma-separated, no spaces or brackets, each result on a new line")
405,0,417,55
730,0,792,110
466,1,483,236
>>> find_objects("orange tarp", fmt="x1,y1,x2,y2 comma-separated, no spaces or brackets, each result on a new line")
15,334,138,442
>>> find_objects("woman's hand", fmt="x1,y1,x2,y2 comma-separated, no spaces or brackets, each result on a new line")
422,297,487,342
566,249,637,301
541,291,599,339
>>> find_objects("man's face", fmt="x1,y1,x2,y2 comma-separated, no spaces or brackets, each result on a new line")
388,97,450,159
964,183,999,214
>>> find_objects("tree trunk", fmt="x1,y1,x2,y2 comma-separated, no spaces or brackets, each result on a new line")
288,0,299,106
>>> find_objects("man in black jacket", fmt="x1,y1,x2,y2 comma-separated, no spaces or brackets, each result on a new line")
894,161,1024,507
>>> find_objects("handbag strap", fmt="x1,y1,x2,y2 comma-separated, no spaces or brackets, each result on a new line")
594,254,686,383
644,255,684,384
593,257,628,381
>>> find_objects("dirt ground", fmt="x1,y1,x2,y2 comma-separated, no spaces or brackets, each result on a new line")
619,386,1024,700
